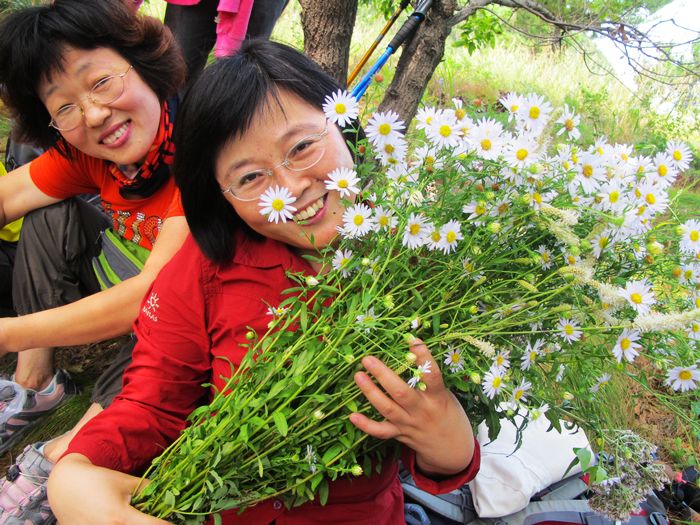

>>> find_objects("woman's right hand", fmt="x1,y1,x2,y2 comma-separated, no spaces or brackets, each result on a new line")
48,453,172,525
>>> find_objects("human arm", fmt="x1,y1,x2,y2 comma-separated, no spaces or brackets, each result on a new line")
350,338,478,483
0,214,189,352
48,453,173,525
0,162,62,228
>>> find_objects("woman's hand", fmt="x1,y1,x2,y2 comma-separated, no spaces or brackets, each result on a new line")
48,453,172,525
350,338,474,477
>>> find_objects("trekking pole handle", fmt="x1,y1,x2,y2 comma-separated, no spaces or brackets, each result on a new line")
387,0,433,51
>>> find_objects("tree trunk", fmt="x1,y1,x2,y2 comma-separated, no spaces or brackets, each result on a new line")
378,0,456,124
299,0,358,87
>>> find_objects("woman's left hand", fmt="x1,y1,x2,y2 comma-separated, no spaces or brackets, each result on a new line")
350,338,474,477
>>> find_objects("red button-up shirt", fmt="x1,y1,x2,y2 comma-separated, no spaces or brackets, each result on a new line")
66,232,480,524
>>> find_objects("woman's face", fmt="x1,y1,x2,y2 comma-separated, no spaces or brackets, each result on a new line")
38,46,161,167
215,90,355,257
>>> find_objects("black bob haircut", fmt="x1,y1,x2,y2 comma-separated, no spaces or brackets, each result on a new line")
0,0,186,154
174,39,364,265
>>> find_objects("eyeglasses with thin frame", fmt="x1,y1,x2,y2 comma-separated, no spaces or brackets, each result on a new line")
48,65,134,132
221,120,330,202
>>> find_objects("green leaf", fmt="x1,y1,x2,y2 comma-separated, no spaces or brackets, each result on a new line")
310,472,324,491
273,410,289,437
575,447,592,471
300,303,308,332
213,513,222,525
238,424,249,443
322,444,343,465
318,479,329,506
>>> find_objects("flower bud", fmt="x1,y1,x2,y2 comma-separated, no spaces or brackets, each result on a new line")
672,267,682,278
405,351,417,364
383,295,395,310
647,241,663,255
417,382,427,391
321,325,331,334
404,333,418,345
569,245,580,256
469,371,481,384
245,331,256,340
521,193,532,205
361,257,371,266
351,464,364,476
563,391,575,401
674,225,685,236
487,222,502,234
306,276,319,287
344,353,355,364
313,409,325,420
439,323,449,329
374,73,384,83
580,239,591,252
468,305,479,315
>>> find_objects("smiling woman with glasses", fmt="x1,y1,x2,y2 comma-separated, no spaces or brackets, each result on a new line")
48,66,134,131
0,1,191,522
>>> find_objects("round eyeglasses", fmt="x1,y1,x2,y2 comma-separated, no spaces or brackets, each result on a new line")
48,66,133,132
221,120,330,202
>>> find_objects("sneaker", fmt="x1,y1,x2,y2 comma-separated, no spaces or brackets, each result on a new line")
0,443,55,525
0,370,78,455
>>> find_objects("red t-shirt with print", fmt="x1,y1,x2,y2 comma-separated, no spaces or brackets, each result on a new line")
29,146,183,251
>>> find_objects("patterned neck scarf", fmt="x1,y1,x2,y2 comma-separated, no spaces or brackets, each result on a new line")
106,99,175,199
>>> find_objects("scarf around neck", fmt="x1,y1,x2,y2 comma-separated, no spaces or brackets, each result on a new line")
107,99,176,199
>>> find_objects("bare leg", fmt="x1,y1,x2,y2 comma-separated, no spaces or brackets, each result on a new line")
14,347,54,391
43,403,103,462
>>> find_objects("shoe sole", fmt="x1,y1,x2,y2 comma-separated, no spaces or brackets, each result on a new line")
0,392,77,456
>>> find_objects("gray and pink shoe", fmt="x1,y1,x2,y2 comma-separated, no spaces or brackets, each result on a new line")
0,370,78,456
0,443,55,525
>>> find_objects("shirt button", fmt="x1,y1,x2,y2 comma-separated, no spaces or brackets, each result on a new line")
272,500,283,510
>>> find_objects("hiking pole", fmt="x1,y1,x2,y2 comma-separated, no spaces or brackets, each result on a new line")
350,0,433,101
347,0,411,87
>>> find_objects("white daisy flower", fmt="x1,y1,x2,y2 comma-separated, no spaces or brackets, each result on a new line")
451,97,468,121
590,373,612,393
356,307,377,332
493,350,511,373
679,264,700,285
325,167,360,198
574,153,606,195
688,321,700,341
374,205,397,230
341,203,375,238
499,92,525,122
521,339,543,370
518,93,552,132
619,279,656,316
536,245,554,269
612,328,642,363
482,367,506,399
462,200,490,224
332,248,354,277
505,136,539,169
375,136,408,166
415,106,441,132
556,364,566,382
557,318,582,343
365,110,405,148
650,152,679,187
679,219,700,255
597,181,627,212
666,140,693,171
408,360,432,389
322,89,359,127
555,104,581,141
267,305,288,317
426,112,462,149
438,220,463,254
512,379,532,403
402,213,430,249
665,365,699,392
444,346,465,372
471,117,504,160
426,225,443,252
413,145,444,171
258,185,297,223
591,231,612,259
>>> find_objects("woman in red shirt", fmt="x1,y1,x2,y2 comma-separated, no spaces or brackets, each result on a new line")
48,40,480,525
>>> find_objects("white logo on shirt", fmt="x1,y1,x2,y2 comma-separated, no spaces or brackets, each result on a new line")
142,292,160,322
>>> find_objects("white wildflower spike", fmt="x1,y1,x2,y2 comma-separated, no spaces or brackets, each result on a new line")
258,185,297,223
633,308,700,333
463,335,496,358
322,90,359,127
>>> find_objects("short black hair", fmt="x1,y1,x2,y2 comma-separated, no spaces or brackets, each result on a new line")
0,0,186,152
174,39,362,264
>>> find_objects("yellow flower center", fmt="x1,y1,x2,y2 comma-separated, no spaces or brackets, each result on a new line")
598,237,609,248
446,231,457,243
271,198,285,212
439,125,452,137
481,139,492,151
564,119,574,131
582,165,593,178
410,224,421,235
630,292,643,304
529,106,540,119
690,230,699,242
451,353,461,363
533,192,543,204
514,390,524,401
338,180,348,188
564,325,573,335
431,231,441,242
510,105,518,113
426,116,433,125
596,147,604,155
425,156,435,165
353,215,364,226
492,376,502,388
335,102,347,115
384,143,395,154
685,270,693,280
516,148,528,161
340,257,350,267
563,161,571,170
529,350,538,361
609,191,619,203
657,164,668,177
673,150,682,161
379,216,389,227
378,123,391,136
645,193,656,205
679,370,692,381
496,355,504,366
620,338,631,350
691,323,699,333
571,153,578,164
621,153,629,161
696,297,700,308
475,203,487,215
637,205,647,216
567,255,576,265
542,252,550,263
455,108,466,120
